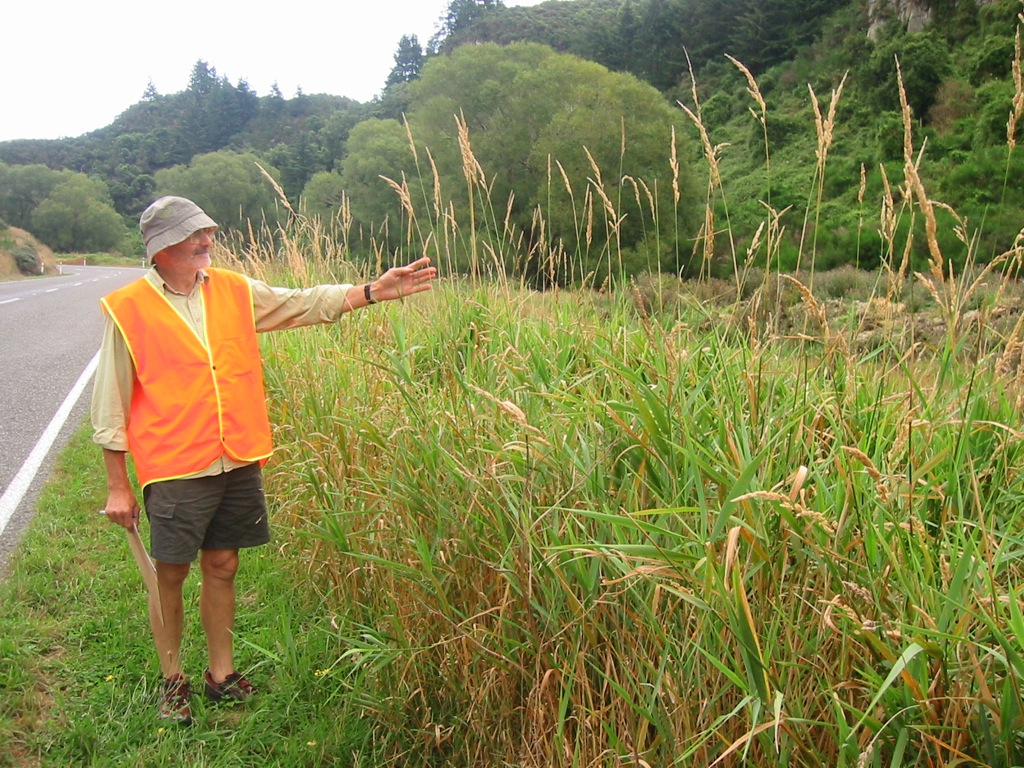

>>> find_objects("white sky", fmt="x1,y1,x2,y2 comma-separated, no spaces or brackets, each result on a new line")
1,0,547,142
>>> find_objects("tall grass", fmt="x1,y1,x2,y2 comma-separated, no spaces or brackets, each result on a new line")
231,20,1024,765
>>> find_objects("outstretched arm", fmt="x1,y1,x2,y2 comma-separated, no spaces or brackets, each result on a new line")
250,257,439,331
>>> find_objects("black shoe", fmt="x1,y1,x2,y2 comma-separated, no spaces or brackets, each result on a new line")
204,669,257,703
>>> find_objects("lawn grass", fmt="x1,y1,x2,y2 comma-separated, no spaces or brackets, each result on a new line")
0,426,377,768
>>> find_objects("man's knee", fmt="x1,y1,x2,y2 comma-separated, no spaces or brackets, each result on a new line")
156,561,191,589
200,549,239,581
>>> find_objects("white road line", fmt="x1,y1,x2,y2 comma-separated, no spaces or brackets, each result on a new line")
0,298,21,305
0,351,100,537
45,288,59,293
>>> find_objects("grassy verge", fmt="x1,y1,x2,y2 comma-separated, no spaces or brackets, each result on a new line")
55,254,145,268
0,426,377,768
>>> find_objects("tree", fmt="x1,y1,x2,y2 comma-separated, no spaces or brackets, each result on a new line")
176,62,261,158
430,0,504,52
106,161,156,215
387,35,426,87
187,60,219,97
733,2,792,73
299,170,349,233
406,42,555,224
318,105,372,170
375,81,416,122
633,0,687,89
602,0,641,73
0,163,67,229
404,42,698,280
30,174,127,253
517,62,693,277
339,118,416,239
266,131,327,204
153,152,285,236
866,31,953,119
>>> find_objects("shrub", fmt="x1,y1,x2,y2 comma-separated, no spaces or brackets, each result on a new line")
814,264,879,301
972,79,1022,147
866,31,953,118
12,244,39,275
963,33,1016,86
747,111,806,155
874,111,906,162
927,79,977,134
700,91,736,130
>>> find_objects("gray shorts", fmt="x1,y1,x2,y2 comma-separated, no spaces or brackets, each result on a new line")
142,463,270,564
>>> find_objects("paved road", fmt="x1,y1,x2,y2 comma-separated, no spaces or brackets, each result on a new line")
0,265,143,574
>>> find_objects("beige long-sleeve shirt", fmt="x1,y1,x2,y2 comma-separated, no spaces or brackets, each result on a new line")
91,267,354,478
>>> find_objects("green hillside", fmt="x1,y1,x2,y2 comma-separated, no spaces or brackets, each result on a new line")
0,0,1021,281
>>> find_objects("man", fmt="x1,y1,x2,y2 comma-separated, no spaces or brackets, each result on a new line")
92,195,435,724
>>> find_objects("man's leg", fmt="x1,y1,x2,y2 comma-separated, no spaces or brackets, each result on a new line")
199,548,240,682
152,561,190,678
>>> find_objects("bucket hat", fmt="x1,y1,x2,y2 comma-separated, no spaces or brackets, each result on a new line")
140,196,218,261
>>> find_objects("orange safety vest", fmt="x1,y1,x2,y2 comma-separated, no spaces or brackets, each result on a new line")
101,268,273,487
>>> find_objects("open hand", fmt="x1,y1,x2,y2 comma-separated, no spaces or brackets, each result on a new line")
367,257,437,303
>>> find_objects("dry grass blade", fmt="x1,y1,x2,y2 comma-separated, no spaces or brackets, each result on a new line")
256,161,295,215
896,57,944,275
725,54,767,123
380,174,414,220
808,73,847,173
427,147,443,219
679,51,724,192
789,466,809,502
1009,25,1023,150
782,274,827,331
456,111,487,189
583,146,605,192
842,446,890,503
670,126,680,206
402,114,420,166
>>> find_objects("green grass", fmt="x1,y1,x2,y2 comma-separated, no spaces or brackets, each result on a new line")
251,274,1024,767
0,427,380,768
55,254,145,268
4,273,1024,766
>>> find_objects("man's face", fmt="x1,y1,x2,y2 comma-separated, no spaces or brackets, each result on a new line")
157,227,216,271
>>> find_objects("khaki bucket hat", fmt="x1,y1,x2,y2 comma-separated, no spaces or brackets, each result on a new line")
139,196,218,261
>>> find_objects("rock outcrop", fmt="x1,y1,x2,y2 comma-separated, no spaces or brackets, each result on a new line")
867,0,933,40
867,0,999,41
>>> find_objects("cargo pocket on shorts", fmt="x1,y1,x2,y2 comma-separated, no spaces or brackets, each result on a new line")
143,483,180,520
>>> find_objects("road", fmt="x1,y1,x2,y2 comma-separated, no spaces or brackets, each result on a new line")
0,265,143,574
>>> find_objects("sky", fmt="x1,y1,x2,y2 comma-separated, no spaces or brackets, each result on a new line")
1,0,548,143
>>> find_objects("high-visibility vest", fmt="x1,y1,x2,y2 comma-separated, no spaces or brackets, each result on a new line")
101,268,273,487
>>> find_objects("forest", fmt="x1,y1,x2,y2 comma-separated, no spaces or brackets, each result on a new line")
1,0,1022,283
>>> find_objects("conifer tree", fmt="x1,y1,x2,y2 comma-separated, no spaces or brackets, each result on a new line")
387,34,426,86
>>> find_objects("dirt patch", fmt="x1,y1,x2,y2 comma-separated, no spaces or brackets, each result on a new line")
0,227,58,279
